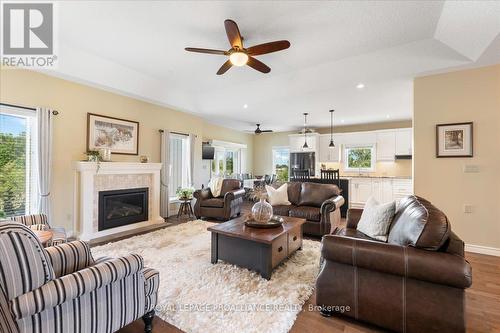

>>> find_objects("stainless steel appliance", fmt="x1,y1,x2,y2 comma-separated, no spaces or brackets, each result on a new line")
290,152,315,177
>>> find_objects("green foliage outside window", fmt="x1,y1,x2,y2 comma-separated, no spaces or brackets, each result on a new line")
275,164,289,182
0,132,27,217
347,147,372,169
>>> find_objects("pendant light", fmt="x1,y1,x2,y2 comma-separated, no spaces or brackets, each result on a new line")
329,109,335,148
302,113,309,149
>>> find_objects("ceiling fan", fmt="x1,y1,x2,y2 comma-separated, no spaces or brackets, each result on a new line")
253,124,273,134
185,19,291,75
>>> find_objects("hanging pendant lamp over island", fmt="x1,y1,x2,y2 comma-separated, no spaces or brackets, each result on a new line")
329,109,335,148
302,113,309,149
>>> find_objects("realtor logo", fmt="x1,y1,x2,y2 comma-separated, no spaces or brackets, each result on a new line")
3,3,53,54
1,2,57,68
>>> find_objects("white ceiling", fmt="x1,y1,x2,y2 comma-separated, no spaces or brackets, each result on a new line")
42,1,500,132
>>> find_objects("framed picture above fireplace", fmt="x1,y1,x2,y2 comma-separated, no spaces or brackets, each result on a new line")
87,113,139,155
436,122,473,158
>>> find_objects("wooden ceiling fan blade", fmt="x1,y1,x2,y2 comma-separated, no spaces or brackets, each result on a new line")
216,60,233,75
261,130,273,132
224,19,243,48
247,56,271,73
185,47,228,55
247,40,291,56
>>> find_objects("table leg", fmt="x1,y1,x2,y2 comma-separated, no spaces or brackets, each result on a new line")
211,233,218,264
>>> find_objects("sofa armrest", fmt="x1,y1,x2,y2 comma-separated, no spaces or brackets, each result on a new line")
321,195,345,216
45,240,95,278
224,188,245,203
321,235,472,289
10,254,144,320
346,208,363,228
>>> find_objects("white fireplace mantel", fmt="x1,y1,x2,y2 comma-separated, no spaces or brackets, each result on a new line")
73,162,164,241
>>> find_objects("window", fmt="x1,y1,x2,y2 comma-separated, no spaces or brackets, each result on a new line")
169,134,189,198
272,147,290,181
344,145,375,172
0,106,38,217
211,145,244,177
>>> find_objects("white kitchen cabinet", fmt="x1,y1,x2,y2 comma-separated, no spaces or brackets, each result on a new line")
376,131,396,161
392,178,413,201
349,177,408,208
343,132,377,145
395,129,412,155
289,133,318,152
318,134,340,162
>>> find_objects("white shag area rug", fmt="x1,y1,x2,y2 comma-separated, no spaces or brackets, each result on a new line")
92,220,321,333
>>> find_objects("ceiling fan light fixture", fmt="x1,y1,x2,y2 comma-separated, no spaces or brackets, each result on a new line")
229,52,249,66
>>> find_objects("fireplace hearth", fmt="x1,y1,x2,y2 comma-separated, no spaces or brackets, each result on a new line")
98,187,149,231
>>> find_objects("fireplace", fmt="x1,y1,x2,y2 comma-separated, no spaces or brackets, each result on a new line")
98,187,149,231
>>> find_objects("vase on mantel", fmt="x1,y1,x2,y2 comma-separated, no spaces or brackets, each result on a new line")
251,198,273,223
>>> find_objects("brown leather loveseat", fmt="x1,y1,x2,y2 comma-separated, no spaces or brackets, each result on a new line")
316,195,472,333
271,182,345,236
193,179,245,220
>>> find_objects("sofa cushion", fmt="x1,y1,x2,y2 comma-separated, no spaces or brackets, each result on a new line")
298,182,340,207
388,195,450,250
272,205,292,217
356,197,396,241
201,198,224,208
289,206,321,222
266,183,291,206
287,182,302,205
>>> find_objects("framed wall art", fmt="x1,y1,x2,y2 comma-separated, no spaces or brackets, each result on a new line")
87,113,139,155
436,122,473,158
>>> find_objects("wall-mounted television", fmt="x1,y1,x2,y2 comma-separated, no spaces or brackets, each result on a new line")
202,145,215,160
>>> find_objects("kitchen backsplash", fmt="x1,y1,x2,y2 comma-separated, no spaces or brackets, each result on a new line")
321,159,412,178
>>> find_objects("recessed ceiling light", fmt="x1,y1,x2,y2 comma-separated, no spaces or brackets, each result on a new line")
386,114,390,119
340,119,345,124
356,83,365,89
243,104,248,109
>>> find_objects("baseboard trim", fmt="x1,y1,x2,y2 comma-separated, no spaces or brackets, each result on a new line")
465,244,500,257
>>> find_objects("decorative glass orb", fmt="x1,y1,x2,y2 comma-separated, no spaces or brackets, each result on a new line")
252,198,273,223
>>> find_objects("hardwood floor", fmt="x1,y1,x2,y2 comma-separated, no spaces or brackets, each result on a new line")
115,202,500,333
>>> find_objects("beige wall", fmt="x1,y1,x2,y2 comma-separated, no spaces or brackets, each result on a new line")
414,64,500,249
0,68,253,233
252,123,413,177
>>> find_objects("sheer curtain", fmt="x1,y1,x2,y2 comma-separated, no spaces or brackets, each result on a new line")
36,107,53,219
188,134,196,187
160,130,171,218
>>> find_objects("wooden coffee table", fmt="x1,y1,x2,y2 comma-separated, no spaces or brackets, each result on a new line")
207,216,306,279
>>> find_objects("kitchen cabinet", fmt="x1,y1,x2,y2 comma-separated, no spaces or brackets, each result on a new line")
289,133,318,152
318,134,340,162
349,177,411,208
395,129,412,155
376,131,396,161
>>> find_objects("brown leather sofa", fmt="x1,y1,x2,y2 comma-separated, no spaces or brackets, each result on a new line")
316,195,472,333
193,179,245,220
271,182,345,236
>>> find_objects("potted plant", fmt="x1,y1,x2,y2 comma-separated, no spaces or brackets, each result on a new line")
85,150,102,162
176,187,194,201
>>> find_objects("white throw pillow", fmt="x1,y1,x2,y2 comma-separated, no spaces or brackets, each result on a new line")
265,184,291,206
356,197,396,241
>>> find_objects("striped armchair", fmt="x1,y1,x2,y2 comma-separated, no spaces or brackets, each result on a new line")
0,222,159,333
9,213,67,246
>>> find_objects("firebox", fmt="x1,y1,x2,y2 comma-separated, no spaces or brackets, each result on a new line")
98,187,149,231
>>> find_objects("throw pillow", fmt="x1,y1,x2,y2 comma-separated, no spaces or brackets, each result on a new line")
356,196,396,241
266,184,291,206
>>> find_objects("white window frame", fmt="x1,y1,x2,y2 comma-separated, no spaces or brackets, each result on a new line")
168,133,189,200
344,144,376,172
210,140,247,177
272,146,290,180
0,105,38,216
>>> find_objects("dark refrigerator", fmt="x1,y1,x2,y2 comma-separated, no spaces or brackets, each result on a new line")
290,152,315,177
